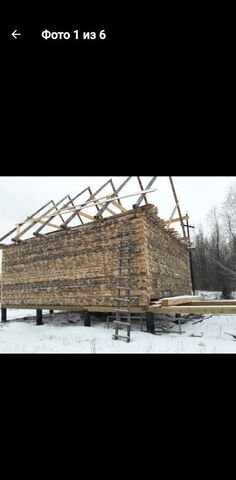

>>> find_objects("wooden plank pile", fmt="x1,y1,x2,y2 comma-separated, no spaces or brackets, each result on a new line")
150,295,236,315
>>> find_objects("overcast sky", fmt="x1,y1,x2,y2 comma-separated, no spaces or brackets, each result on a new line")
0,176,235,247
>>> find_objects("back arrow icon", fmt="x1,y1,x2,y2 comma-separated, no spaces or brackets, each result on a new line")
12,29,21,39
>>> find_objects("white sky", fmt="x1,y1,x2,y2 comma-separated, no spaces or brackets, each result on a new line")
0,176,235,248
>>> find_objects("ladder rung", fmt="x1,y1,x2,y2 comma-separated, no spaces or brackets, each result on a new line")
116,276,129,279
118,256,131,259
117,286,131,290
114,297,130,302
113,335,130,342
113,321,131,326
115,309,130,313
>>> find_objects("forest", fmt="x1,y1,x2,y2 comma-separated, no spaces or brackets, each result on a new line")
192,182,236,297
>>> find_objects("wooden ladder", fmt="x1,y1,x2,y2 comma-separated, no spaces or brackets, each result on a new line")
113,230,132,343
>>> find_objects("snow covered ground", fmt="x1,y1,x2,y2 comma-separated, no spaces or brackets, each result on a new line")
0,293,236,353
196,290,236,300
0,314,236,353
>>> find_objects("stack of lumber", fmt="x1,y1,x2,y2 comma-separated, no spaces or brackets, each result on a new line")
150,295,236,315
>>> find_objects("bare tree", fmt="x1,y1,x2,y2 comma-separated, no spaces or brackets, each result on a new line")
221,183,236,240
214,256,236,297
192,183,236,296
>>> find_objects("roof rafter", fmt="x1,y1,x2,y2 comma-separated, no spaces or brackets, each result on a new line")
133,176,158,207
94,177,133,219
34,188,92,235
60,179,114,228
13,196,70,241
169,177,187,238
0,176,190,246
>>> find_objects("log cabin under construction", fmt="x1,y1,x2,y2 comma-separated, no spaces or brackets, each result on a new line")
0,203,192,311
1,176,236,340
0,177,192,313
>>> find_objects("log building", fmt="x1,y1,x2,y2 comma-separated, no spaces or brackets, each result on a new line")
0,177,192,318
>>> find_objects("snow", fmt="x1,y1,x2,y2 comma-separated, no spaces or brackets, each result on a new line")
5,309,61,320
1,292,236,353
0,306,236,353
196,290,236,300
161,295,200,301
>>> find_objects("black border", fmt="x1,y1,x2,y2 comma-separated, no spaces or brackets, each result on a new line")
4,1,234,175
2,5,235,402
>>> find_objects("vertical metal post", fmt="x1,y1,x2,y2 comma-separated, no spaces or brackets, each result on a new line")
186,214,195,295
36,309,43,325
127,324,131,343
114,323,118,340
49,310,53,314
176,314,182,333
1,307,7,323
84,311,91,327
146,312,155,334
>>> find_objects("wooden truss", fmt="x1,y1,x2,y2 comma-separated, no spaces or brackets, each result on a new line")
0,176,190,245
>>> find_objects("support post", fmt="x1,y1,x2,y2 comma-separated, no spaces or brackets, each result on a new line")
145,312,155,334
176,314,182,333
169,177,186,237
49,310,53,314
84,311,91,327
186,214,195,295
36,309,43,326
1,307,7,323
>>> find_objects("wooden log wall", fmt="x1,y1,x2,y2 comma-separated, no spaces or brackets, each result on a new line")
1,210,149,307
143,210,192,299
1,206,192,308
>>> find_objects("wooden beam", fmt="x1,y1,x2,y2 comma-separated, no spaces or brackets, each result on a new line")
161,295,203,306
106,207,117,215
166,203,179,229
164,215,189,225
169,177,186,238
0,227,19,243
111,199,127,212
2,304,148,314
56,189,157,216
0,200,53,243
110,180,122,206
88,187,100,215
95,176,133,218
33,194,77,236
61,179,113,227
36,188,96,234
149,305,236,314
14,197,69,240
0,185,157,244
182,300,236,306
33,219,62,230
68,194,84,225
137,177,148,204
3,303,236,315
52,200,65,224
78,211,96,221
16,216,62,232
134,176,157,207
